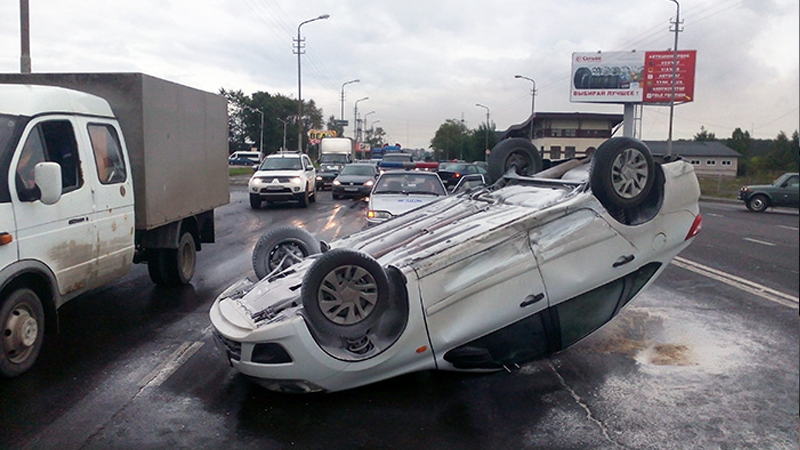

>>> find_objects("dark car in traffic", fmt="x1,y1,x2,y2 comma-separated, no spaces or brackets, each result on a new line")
332,163,380,199
437,162,489,189
738,172,799,212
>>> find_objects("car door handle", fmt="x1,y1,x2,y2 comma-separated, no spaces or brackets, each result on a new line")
613,254,635,268
68,217,87,225
520,293,545,308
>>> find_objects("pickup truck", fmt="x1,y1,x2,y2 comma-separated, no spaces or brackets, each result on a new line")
0,73,229,377
738,172,799,212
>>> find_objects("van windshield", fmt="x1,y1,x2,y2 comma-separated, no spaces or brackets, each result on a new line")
320,154,349,164
0,114,27,203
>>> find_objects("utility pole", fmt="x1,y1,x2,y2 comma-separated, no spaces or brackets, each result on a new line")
666,0,682,157
20,0,31,73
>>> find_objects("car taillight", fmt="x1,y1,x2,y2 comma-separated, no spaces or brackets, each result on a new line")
685,214,702,240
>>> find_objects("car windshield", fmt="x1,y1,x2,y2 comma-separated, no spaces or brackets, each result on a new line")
260,157,302,170
321,154,349,164
340,165,375,176
373,173,446,196
444,163,473,173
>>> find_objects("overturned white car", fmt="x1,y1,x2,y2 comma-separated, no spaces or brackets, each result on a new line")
210,137,702,393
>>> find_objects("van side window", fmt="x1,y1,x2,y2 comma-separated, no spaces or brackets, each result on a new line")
88,124,127,184
15,120,82,201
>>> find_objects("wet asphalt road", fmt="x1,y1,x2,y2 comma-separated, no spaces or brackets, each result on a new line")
1,187,798,450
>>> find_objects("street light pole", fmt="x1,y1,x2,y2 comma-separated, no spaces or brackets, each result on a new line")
295,14,330,153
19,0,31,73
340,79,360,122
277,118,288,152
242,104,264,158
476,103,490,159
354,96,368,141
514,75,536,138
666,0,681,157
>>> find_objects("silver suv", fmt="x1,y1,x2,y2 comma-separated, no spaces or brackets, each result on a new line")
249,152,316,208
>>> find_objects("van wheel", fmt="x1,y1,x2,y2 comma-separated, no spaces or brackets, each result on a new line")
0,288,45,378
162,232,197,286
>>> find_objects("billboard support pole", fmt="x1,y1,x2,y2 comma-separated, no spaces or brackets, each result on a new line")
667,0,681,157
623,104,635,138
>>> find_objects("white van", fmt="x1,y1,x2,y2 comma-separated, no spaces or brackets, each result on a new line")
229,151,261,166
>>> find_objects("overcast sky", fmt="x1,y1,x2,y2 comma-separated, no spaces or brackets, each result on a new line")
1,0,797,150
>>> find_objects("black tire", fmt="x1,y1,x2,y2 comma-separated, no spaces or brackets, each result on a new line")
147,249,169,285
301,249,389,338
299,187,310,208
0,288,45,378
249,194,261,209
162,232,197,286
252,226,321,279
590,137,655,209
487,138,543,182
332,192,341,200
310,187,316,203
746,194,769,212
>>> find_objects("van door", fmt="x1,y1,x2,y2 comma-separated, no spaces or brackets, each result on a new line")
11,117,98,304
84,120,135,285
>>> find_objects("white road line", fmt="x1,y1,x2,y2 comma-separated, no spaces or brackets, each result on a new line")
743,237,777,247
138,341,205,389
778,225,799,232
672,256,799,309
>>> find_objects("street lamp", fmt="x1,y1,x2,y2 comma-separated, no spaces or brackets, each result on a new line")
295,13,330,152
476,103,490,158
514,75,536,138
277,118,288,152
666,0,681,157
340,79,360,122
241,104,264,158
354,96,368,140
363,110,375,135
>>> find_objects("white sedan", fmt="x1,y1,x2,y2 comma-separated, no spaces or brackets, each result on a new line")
210,137,702,393
366,171,448,225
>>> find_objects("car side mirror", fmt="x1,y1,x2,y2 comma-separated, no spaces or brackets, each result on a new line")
35,162,62,205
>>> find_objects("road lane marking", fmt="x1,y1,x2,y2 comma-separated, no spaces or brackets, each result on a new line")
672,256,798,309
778,225,799,231
138,341,205,389
743,237,776,246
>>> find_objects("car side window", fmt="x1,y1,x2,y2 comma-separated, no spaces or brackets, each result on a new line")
88,123,127,184
15,120,82,201
785,175,798,188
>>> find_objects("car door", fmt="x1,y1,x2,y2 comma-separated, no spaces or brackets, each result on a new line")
83,119,135,285
420,230,550,369
303,154,316,190
530,208,641,348
11,116,98,304
777,174,799,207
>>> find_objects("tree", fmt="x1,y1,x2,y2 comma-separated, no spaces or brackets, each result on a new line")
364,126,386,148
694,126,716,142
430,119,471,161
219,88,250,153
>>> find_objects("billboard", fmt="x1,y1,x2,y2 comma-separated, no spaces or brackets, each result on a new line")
570,51,696,104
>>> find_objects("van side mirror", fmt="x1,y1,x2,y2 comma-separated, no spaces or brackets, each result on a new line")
35,162,62,205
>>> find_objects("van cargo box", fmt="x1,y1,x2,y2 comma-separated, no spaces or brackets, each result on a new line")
0,72,230,230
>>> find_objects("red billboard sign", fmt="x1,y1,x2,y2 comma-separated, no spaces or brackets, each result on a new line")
642,50,696,104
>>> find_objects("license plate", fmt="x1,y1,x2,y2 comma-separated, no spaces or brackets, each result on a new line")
266,185,284,190
345,187,358,192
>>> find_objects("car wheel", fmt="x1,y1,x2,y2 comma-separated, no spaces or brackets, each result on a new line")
249,194,261,209
590,137,655,209
301,249,389,338
252,226,322,280
299,187,310,208
487,138,543,182
0,288,45,378
310,186,316,203
746,194,769,212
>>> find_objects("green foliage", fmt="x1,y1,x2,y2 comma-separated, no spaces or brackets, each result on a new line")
220,88,324,155
694,126,716,141
430,119,496,162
